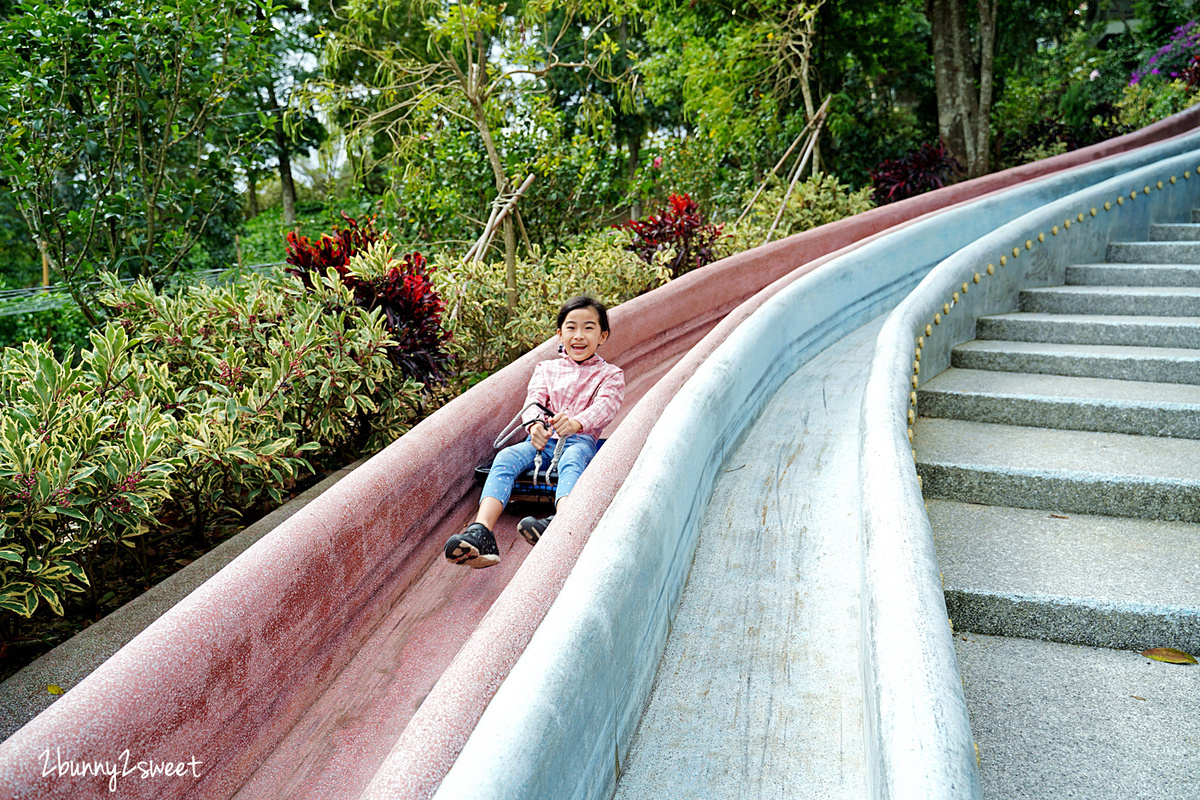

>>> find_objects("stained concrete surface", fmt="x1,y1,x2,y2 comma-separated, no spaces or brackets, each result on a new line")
612,318,882,800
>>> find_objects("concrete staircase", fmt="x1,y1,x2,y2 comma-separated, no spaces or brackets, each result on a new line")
914,215,1200,797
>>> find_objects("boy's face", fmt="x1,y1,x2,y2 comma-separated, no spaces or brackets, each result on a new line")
558,307,608,362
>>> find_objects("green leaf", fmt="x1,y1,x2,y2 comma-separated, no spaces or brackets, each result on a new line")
36,584,64,616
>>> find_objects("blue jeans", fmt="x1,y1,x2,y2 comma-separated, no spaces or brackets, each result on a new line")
481,434,599,507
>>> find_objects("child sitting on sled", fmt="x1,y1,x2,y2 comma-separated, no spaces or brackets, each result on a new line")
444,295,625,568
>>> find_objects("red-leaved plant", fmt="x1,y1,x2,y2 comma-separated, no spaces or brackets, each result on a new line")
285,214,450,384
869,143,961,205
622,193,723,278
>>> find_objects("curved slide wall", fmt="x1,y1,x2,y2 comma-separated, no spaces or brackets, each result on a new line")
1,111,1198,800
431,128,1200,800
861,147,1200,800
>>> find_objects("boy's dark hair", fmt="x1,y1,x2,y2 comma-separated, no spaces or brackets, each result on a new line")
556,295,610,333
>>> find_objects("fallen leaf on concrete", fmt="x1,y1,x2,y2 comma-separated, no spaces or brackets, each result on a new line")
1141,647,1197,665
1048,514,1068,519
1131,695,1146,701
46,684,63,695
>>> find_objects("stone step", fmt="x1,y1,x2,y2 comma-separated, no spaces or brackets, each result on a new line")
1149,222,1200,241
955,634,1200,799
951,339,1200,384
917,368,1200,438
1106,240,1200,263
929,500,1200,651
1020,285,1200,316
975,312,1200,348
913,417,1200,521
1064,263,1200,286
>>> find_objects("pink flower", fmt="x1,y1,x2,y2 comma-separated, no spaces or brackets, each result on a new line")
652,156,662,169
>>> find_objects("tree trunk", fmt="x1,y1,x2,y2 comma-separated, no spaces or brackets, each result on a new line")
267,84,297,225
627,127,642,220
926,0,997,178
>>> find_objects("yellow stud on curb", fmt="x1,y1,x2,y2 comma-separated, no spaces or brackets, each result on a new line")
908,409,915,424
1000,255,1007,266
917,336,924,347
987,263,995,274
1171,176,1177,184
934,313,941,325
943,302,951,314
952,292,959,304
1052,225,1059,235
1156,181,1163,190
911,375,918,388
973,272,980,283
1038,232,1045,243
1012,247,1020,257
1064,219,1071,229
1118,196,1124,205
1025,240,1032,250
1104,201,1111,211
1130,190,1138,199
910,391,917,405
962,282,969,293
1078,213,1085,222
907,428,913,442
913,361,920,374
925,324,933,336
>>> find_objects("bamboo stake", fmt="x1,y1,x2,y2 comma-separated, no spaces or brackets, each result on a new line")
464,173,537,263
764,111,827,245
735,95,831,228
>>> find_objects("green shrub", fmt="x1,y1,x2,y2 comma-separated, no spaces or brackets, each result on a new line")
433,230,673,375
0,269,423,622
0,334,179,618
725,173,875,253
0,297,93,358
1110,80,1200,131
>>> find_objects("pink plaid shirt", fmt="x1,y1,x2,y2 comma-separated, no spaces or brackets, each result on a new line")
520,351,625,440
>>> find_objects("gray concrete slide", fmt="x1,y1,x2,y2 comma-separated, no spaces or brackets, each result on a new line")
430,128,1200,800
612,316,881,799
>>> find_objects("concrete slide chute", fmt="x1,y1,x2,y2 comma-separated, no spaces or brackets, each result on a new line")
431,122,1200,800
1,111,1198,800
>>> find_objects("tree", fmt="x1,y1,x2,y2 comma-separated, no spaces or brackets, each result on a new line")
0,0,278,323
925,0,998,177
307,0,636,319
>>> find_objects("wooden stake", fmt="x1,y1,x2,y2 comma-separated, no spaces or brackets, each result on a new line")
465,173,537,263
764,110,828,245
735,95,831,228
